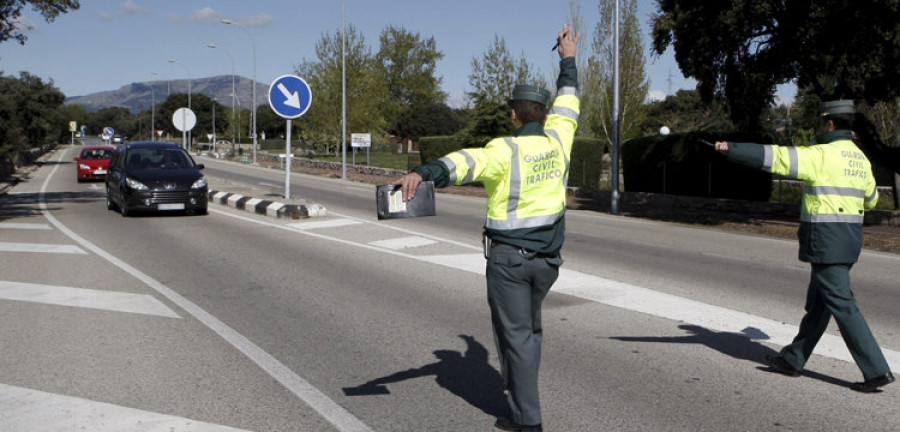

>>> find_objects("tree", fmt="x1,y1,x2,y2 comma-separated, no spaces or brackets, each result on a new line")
463,35,546,145
376,25,446,145
583,0,649,147
0,0,79,45
640,90,732,137
294,25,385,155
395,95,466,142
651,0,900,132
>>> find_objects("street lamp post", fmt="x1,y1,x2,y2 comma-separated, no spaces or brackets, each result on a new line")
341,0,347,179
167,59,192,150
221,18,257,165
207,44,238,148
149,81,155,141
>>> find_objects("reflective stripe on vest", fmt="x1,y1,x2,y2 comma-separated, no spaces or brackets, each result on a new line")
762,145,798,178
803,185,866,200
800,213,864,223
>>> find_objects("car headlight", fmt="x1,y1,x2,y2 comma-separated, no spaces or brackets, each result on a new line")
79,164,90,170
125,176,149,191
191,176,207,189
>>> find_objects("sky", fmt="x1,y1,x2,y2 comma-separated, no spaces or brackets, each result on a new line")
0,0,793,108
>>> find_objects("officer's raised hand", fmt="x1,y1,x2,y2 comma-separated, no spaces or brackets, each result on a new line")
556,24,579,59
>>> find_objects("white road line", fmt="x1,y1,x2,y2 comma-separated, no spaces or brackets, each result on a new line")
0,383,250,432
39,150,373,432
368,236,437,250
218,208,900,375
0,223,51,230
0,242,85,254
0,281,180,318
287,218,362,230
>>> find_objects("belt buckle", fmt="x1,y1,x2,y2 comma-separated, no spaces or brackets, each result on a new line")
518,248,538,260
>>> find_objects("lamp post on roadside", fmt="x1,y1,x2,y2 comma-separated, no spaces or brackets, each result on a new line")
221,18,257,165
230,93,241,156
341,0,347,179
149,81,155,141
167,59,193,150
207,43,238,148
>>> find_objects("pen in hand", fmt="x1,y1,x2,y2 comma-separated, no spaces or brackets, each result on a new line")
552,31,568,51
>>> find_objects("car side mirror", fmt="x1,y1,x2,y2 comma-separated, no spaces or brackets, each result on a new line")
73,157,79,161
197,164,205,170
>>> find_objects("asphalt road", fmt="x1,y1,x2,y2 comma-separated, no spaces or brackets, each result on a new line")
1,145,899,431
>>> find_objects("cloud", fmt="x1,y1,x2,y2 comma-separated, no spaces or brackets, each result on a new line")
100,1,150,21
121,1,150,15
13,15,38,33
646,89,667,103
190,7,226,24
238,13,274,28
167,8,273,28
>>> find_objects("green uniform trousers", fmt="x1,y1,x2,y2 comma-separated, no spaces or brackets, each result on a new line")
780,263,890,379
486,243,562,426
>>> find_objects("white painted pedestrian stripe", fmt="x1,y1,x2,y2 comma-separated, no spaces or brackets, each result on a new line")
0,383,249,432
0,281,180,318
287,218,362,230
368,236,437,250
0,242,85,254
0,222,51,230
416,253,900,372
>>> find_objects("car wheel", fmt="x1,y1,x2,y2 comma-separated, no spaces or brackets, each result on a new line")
106,196,116,211
120,203,130,217
194,206,208,216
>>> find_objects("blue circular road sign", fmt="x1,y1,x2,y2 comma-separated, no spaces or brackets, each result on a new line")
268,74,312,119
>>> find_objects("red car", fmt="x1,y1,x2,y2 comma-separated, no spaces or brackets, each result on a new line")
74,146,114,182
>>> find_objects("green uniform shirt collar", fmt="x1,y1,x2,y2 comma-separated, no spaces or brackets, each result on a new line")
812,130,853,145
515,122,545,137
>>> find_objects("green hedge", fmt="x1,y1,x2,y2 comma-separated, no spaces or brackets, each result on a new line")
419,136,464,165
569,137,607,190
622,132,772,201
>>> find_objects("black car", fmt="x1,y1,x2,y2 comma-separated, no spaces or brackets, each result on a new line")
106,142,208,216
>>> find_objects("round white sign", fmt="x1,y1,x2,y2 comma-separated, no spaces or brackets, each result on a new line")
172,107,197,132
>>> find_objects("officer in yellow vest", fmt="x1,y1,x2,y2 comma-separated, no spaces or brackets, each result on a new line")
714,100,894,393
393,24,579,432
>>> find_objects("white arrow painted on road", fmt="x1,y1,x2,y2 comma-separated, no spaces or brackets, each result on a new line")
277,83,301,109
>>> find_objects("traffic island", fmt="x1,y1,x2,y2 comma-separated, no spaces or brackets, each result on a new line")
207,190,327,219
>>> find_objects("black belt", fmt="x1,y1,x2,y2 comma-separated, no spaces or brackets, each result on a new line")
490,239,557,259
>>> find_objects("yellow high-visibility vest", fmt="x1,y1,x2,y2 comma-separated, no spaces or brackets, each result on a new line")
763,139,878,223
439,87,579,231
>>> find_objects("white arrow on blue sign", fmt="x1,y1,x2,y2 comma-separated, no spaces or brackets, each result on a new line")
268,74,312,119
103,127,114,137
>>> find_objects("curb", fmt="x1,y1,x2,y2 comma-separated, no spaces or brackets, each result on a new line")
208,190,327,219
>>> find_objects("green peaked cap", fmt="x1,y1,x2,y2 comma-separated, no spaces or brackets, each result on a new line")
819,100,854,116
512,84,551,106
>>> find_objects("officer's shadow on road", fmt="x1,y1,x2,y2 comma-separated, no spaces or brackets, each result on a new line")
610,324,852,388
342,334,508,418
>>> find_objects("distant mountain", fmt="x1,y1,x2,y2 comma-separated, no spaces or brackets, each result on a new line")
65,75,268,114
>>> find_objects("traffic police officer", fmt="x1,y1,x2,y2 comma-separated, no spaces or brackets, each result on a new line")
393,24,579,432
714,100,895,393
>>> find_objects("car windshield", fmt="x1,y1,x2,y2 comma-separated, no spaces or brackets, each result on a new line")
80,149,113,159
126,148,194,170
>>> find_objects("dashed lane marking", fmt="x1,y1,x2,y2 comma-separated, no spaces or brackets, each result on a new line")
0,242,85,254
0,383,250,432
368,236,437,250
0,223,52,230
287,218,363,230
0,281,180,318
